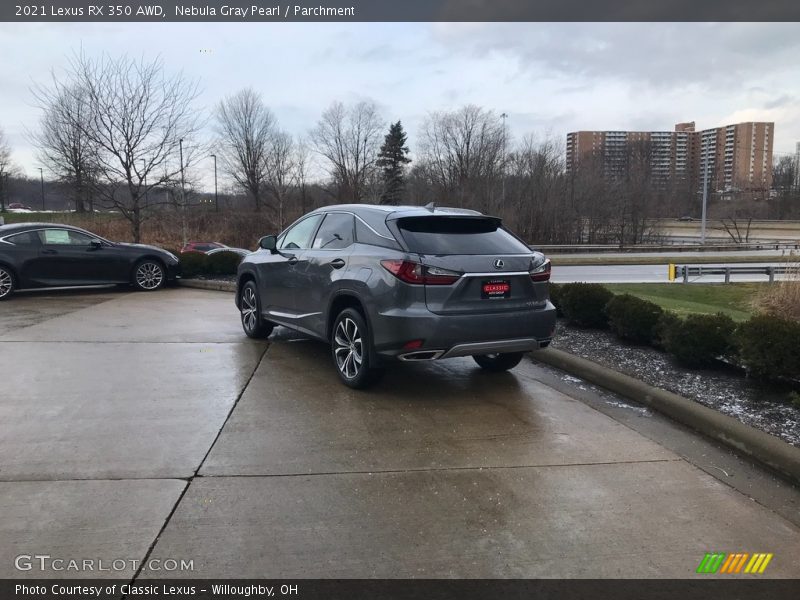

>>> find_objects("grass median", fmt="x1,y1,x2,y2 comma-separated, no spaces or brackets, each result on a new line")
602,282,758,321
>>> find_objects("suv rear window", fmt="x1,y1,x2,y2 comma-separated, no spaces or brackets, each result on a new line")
396,217,530,255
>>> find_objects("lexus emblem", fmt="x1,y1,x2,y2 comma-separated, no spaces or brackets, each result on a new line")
493,259,505,269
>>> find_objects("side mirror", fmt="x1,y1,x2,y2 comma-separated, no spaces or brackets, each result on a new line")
259,235,277,253
89,240,103,250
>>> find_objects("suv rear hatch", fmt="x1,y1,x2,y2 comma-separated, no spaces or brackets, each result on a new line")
394,215,550,315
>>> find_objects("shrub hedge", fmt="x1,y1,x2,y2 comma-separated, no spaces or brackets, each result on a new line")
736,315,800,381
206,251,242,275
548,283,564,317
178,251,208,278
605,294,664,344
661,312,736,368
554,283,799,383
558,283,613,328
179,250,242,277
652,311,680,351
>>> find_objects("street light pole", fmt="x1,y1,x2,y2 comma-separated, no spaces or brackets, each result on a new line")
701,144,709,245
179,139,187,247
39,168,45,210
210,154,218,212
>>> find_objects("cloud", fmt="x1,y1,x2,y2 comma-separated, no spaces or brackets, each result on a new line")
1,21,799,180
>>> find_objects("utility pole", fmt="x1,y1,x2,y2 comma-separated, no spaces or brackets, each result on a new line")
179,139,187,247
701,142,709,245
39,168,45,210
210,154,219,212
500,112,508,204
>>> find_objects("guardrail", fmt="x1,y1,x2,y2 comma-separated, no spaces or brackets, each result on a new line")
534,242,800,254
669,264,797,283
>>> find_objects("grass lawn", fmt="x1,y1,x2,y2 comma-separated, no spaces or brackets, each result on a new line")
602,283,761,321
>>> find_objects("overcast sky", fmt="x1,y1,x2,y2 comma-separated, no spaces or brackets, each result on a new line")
1,22,799,187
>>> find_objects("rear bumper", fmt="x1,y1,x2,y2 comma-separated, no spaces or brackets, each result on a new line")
371,301,557,360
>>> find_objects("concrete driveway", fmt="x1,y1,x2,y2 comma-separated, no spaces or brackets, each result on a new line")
1,287,799,579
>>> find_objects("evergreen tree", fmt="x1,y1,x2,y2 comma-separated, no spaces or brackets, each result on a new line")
376,121,411,205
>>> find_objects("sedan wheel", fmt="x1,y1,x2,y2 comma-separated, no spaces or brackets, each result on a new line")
0,267,14,300
331,308,383,389
134,261,165,291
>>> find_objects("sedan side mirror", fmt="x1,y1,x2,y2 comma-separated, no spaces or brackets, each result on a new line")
259,235,278,253
89,240,103,250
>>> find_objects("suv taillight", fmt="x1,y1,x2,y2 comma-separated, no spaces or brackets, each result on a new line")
530,259,551,282
380,260,461,285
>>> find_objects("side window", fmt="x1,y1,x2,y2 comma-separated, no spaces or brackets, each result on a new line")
278,215,323,250
312,213,354,250
38,229,95,246
355,219,398,249
5,231,40,246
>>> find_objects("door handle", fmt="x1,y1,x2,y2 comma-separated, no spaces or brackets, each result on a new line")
41,248,57,255
287,256,298,265
329,258,346,269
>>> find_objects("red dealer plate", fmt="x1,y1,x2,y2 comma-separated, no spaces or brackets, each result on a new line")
481,279,511,299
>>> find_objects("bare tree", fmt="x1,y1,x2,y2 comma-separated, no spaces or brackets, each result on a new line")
310,101,383,203
215,88,276,213
506,135,570,242
40,52,203,241
417,105,505,212
264,130,296,229
293,137,311,216
772,155,800,219
31,84,98,212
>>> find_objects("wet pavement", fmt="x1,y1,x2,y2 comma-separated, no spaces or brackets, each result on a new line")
1,288,799,579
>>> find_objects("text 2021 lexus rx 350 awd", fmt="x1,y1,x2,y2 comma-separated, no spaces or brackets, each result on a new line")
235,205,556,388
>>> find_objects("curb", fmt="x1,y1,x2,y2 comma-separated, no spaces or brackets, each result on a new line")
530,347,800,486
178,279,236,293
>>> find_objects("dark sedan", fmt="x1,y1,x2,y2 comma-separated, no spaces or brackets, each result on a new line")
0,223,180,300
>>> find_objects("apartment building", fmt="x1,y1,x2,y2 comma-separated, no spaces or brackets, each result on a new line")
566,121,774,194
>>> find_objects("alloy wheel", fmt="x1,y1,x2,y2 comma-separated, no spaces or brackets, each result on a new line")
136,262,164,290
0,268,12,299
334,317,363,379
241,286,258,333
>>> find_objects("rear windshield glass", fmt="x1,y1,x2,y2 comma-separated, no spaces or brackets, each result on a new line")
397,217,530,255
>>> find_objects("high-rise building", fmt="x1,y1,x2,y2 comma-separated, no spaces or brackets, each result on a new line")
566,121,774,194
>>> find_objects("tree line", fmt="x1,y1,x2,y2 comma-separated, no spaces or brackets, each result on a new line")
2,51,799,244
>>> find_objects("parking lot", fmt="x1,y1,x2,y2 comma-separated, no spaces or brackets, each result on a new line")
1,287,799,578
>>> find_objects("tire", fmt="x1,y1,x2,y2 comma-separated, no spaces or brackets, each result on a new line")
0,265,15,301
239,280,274,339
132,259,166,292
331,308,383,389
472,352,525,372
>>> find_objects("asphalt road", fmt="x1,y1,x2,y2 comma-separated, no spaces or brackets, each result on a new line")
1,288,799,579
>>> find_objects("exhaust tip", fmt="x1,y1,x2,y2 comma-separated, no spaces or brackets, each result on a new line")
398,350,444,361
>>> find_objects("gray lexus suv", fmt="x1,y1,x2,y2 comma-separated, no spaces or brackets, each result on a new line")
236,204,556,388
